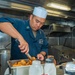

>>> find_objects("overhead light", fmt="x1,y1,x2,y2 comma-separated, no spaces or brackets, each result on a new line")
48,13,61,17
11,3,32,11
46,9,68,18
47,9,62,15
48,13,68,18
47,3,71,11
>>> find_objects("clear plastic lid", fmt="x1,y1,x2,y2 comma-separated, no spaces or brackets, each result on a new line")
45,57,54,63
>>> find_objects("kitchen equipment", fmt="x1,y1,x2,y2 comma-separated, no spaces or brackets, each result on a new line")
0,32,11,75
25,53,32,60
15,39,32,60
49,24,71,37
0,50,10,75
7,59,36,75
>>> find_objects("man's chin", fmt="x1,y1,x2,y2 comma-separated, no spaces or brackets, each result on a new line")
33,28,38,31
33,29,38,31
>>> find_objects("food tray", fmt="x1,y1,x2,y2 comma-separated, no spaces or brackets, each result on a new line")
7,59,31,75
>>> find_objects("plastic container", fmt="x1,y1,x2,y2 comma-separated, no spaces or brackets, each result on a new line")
29,60,43,75
64,62,75,75
44,57,56,75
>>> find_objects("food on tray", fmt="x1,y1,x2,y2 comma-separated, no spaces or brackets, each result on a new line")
12,57,36,67
20,60,27,65
31,57,36,60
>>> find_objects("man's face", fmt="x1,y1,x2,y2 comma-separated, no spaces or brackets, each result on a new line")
29,15,46,31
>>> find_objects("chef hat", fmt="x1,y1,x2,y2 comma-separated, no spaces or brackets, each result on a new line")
33,7,47,18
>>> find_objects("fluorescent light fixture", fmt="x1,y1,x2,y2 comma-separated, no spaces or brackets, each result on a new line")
46,9,68,18
47,3,71,11
11,3,32,11
48,13,61,17
48,13,68,18
47,9,62,14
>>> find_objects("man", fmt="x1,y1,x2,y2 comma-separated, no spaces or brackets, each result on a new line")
0,7,48,60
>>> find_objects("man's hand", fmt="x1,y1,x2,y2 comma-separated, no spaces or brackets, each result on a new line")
37,53,44,61
18,38,29,54
47,55,56,65
37,51,46,61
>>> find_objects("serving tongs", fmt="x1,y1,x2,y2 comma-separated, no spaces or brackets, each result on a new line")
15,39,32,60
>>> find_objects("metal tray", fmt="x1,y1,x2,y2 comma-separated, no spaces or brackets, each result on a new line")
7,59,31,75
7,59,31,68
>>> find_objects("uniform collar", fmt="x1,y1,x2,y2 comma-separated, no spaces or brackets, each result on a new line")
25,20,31,31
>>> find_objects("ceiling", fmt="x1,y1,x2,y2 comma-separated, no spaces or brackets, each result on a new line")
1,0,75,19
9,0,75,19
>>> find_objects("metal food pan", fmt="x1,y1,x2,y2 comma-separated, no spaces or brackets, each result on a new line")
7,59,31,75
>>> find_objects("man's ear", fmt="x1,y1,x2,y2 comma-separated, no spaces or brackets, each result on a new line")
29,15,33,20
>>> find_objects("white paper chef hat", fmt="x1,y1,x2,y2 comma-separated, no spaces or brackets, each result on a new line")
33,7,47,18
